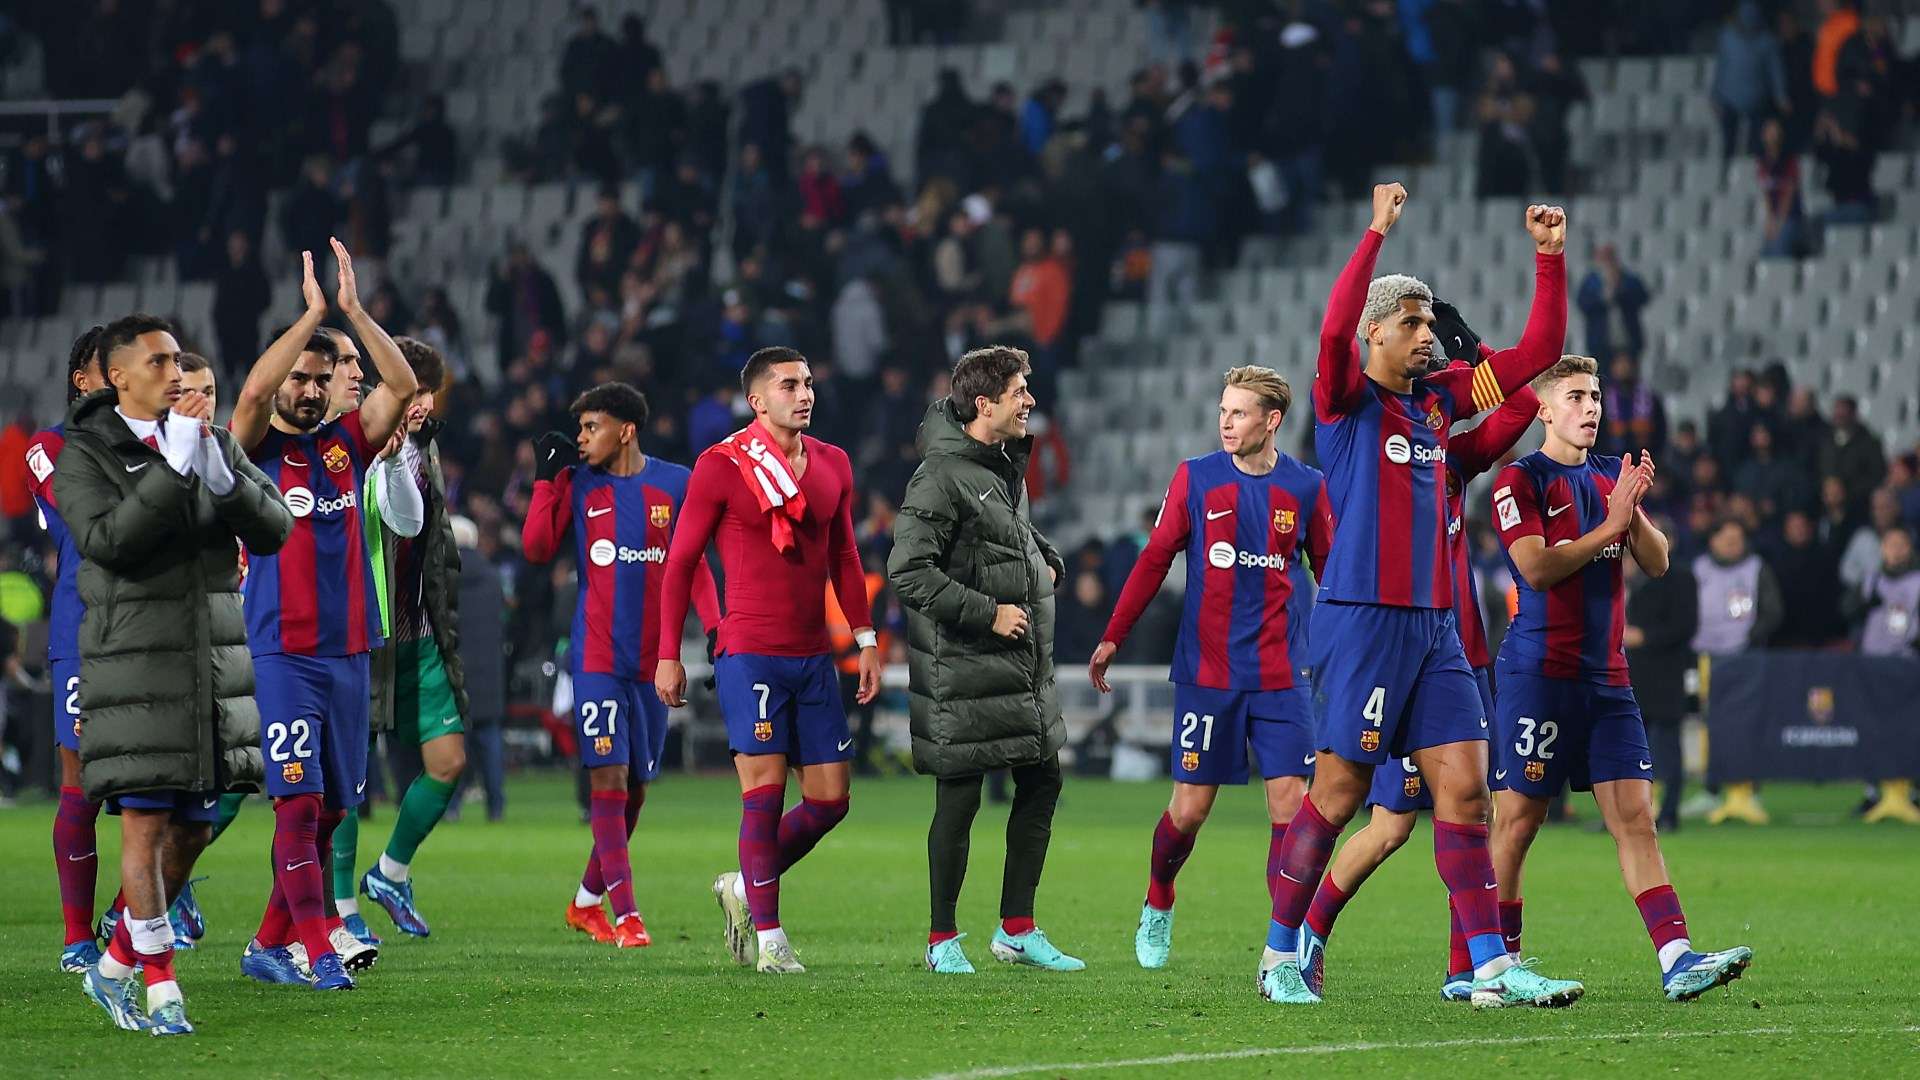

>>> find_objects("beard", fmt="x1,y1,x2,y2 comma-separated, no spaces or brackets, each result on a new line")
275,395,325,431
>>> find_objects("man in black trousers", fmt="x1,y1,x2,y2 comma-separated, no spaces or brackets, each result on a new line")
889,346,1083,975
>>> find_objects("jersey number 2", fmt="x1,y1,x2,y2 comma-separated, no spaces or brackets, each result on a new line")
1178,712,1215,752
581,700,620,736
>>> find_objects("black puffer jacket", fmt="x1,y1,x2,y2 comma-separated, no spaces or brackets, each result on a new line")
53,389,292,800
888,400,1067,777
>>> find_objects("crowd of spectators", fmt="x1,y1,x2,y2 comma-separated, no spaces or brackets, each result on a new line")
3,1,1919,794
1717,1,1916,257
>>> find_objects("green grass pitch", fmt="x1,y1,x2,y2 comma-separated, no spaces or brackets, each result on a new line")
3,775,1916,1078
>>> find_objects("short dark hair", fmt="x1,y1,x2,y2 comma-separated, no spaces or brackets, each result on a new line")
302,331,341,363
741,345,807,397
949,345,1030,423
98,313,176,369
393,335,448,395
178,352,212,375
570,381,650,427
67,325,105,402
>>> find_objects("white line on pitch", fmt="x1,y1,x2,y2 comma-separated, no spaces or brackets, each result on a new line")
906,1024,1920,1080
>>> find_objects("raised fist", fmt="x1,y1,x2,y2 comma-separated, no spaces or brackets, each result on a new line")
1371,183,1409,234
1526,204,1567,254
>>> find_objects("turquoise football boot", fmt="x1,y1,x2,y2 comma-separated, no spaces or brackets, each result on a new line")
1134,905,1173,969
990,927,1085,971
1663,946,1752,1001
1470,957,1584,1008
1259,958,1322,1004
926,933,976,974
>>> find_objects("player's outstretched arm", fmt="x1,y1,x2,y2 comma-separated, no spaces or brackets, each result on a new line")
825,455,883,704
53,434,194,573
231,250,327,452
1092,464,1192,691
1459,206,1568,417
333,237,417,447
1313,184,1403,419
1496,454,1648,591
1449,380,1540,479
209,431,295,556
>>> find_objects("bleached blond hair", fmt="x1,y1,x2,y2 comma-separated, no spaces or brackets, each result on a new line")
1361,273,1434,336
1223,365,1292,417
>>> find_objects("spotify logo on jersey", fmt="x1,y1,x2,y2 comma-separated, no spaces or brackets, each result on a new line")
1384,434,1412,464
284,487,315,518
589,538,618,566
1207,541,1237,568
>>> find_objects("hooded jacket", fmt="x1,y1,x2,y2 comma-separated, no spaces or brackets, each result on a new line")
888,400,1067,777
52,388,292,800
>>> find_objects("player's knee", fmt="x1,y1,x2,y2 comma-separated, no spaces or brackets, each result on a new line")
1377,819,1415,856
1167,795,1212,833
429,748,467,783
1608,800,1658,844
589,765,629,792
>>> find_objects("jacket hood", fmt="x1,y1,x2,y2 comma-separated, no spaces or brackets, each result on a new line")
916,398,1034,475
67,387,139,440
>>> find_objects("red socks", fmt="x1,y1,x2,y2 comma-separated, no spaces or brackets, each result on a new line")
1001,916,1035,936
53,787,101,945
1264,822,1289,904
588,790,637,919
271,794,334,961
776,796,848,874
1447,901,1472,977
1304,873,1351,938
1269,796,1339,927
1145,811,1196,910
1500,898,1524,955
1433,819,1503,970
255,879,293,946
1635,884,1689,952
739,785,784,930
582,787,647,896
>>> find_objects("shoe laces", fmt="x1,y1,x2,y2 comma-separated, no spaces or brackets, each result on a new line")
1143,910,1171,948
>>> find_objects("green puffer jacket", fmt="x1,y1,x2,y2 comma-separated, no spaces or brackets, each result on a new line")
368,436,469,733
887,400,1067,778
53,389,292,801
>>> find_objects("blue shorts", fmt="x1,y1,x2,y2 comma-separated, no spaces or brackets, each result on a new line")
52,657,81,751
573,672,669,781
1310,601,1488,764
716,652,850,765
1367,667,1497,812
255,652,371,810
1170,683,1315,785
110,789,222,823
1493,668,1653,798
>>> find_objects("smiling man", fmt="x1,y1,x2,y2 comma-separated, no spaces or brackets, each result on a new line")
890,346,1079,976
1488,355,1752,1002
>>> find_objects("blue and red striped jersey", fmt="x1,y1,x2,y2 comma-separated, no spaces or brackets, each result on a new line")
1492,451,1630,684
1445,372,1542,668
24,426,82,661
1310,228,1567,609
1103,451,1334,690
243,412,384,657
523,458,718,678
